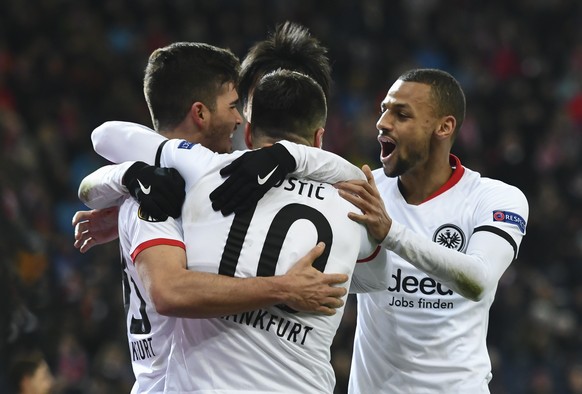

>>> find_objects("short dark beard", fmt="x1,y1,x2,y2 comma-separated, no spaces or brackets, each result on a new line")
383,148,425,178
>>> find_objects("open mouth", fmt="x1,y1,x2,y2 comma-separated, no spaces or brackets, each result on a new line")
377,135,396,159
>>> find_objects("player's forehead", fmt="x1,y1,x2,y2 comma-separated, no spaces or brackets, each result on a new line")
381,80,433,111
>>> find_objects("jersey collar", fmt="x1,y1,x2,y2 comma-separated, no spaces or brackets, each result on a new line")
422,154,464,203
398,154,465,204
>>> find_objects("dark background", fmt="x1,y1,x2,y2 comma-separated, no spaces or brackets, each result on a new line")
1,1,581,393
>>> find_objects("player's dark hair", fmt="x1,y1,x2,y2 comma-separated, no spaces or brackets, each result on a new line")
398,68,466,137
251,69,326,145
144,42,240,131
239,22,331,109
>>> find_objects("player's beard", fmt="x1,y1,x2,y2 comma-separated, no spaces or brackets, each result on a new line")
383,143,428,178
208,119,236,154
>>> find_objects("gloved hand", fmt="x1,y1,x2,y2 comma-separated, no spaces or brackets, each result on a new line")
209,143,297,215
122,161,185,221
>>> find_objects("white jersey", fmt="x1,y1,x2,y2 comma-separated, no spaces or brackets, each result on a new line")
349,155,528,393
118,197,185,394
155,139,381,393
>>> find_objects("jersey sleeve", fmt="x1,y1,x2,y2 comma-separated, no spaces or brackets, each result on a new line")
350,225,390,293
349,251,389,293
120,199,185,263
78,162,134,209
92,121,167,164
382,220,515,301
472,182,529,258
278,140,366,183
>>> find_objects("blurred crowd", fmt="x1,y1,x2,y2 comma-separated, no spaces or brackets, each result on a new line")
1,0,582,393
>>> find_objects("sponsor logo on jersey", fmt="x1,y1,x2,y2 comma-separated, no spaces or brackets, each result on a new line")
388,268,453,296
178,140,196,149
388,296,454,309
387,269,455,310
493,210,526,233
432,224,466,251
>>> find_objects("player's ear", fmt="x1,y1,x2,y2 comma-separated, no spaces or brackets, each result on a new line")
244,122,253,149
191,102,207,128
436,115,455,140
313,127,325,148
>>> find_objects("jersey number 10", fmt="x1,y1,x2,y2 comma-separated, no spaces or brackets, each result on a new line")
121,202,334,332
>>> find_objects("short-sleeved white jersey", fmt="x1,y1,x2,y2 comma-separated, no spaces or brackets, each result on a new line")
118,198,185,394
156,140,381,393
349,155,528,394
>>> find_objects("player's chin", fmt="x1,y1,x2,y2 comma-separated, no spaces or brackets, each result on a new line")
380,158,398,178
220,135,233,153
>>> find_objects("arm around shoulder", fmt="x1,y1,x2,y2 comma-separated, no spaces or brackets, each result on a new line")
92,121,165,164
135,242,348,318
278,140,365,183
78,162,133,209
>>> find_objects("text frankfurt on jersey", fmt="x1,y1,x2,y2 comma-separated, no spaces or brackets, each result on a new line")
131,338,156,361
221,309,314,345
387,268,455,310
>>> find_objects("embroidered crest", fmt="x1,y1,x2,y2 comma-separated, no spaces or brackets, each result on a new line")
433,224,466,251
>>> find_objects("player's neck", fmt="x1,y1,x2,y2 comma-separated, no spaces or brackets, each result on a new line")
253,136,312,148
398,156,454,205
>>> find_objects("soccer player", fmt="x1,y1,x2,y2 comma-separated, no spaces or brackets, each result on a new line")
73,21,333,246
77,42,351,394
335,68,529,393
84,69,388,393
237,21,332,122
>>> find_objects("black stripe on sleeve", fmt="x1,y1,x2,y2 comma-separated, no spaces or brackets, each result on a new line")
473,225,518,260
155,140,169,166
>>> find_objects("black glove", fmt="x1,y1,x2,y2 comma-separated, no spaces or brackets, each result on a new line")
209,143,297,215
122,161,186,221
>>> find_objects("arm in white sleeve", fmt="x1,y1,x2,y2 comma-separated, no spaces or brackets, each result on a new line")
78,162,134,209
349,247,390,293
381,221,515,301
349,223,390,294
278,140,365,182
92,121,167,164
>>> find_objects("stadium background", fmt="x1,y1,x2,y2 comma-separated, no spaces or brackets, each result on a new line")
1,0,581,392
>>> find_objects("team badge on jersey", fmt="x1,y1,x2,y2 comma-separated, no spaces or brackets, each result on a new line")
178,140,196,150
493,210,526,233
432,224,466,251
